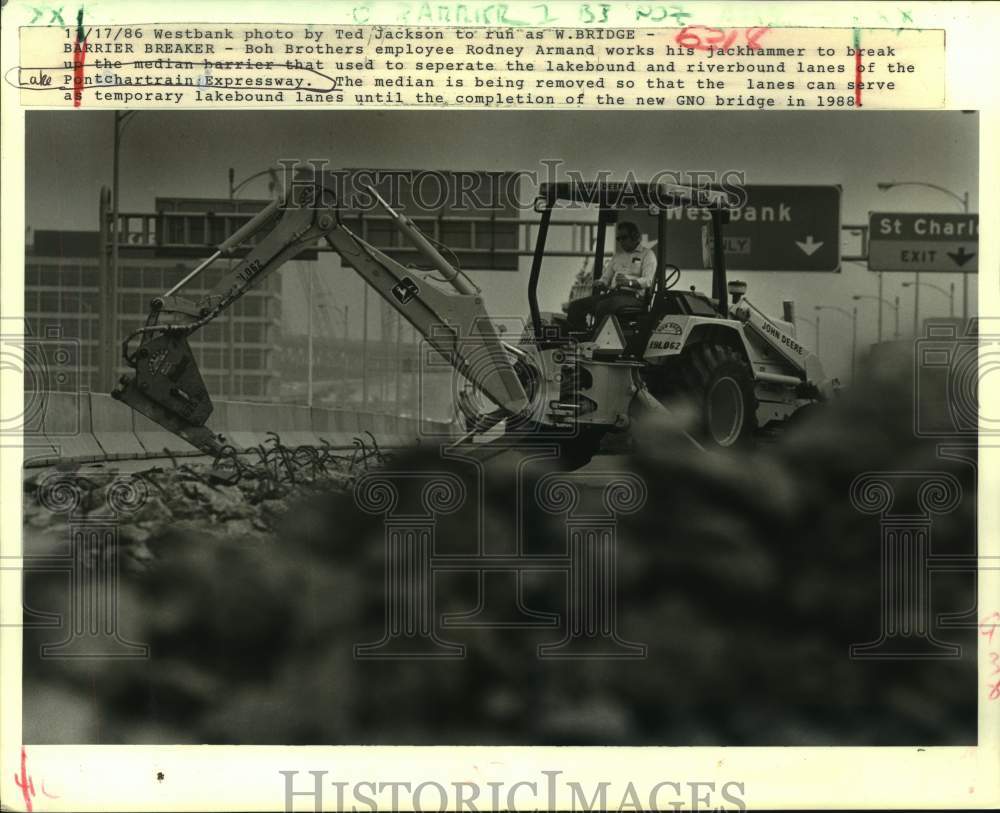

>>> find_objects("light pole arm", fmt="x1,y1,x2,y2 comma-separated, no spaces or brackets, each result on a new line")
230,168,280,200
878,180,969,212
854,294,899,313
816,305,852,320
904,281,950,299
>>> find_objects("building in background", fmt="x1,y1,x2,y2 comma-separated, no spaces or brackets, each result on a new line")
24,172,524,407
25,198,283,398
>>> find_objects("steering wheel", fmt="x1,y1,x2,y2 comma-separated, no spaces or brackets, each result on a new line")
647,264,681,315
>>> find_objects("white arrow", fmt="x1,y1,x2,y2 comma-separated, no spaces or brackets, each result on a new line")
796,235,824,256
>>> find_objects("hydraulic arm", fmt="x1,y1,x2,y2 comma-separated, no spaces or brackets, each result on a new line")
112,168,529,455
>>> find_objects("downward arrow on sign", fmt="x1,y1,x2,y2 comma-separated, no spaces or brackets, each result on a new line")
796,235,823,256
947,246,975,267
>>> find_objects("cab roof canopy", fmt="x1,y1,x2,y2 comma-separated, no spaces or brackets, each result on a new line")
536,181,737,211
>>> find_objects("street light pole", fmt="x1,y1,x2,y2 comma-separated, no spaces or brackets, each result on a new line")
109,111,137,390
877,180,971,322
902,280,955,323
362,286,369,409
852,294,902,344
959,188,970,322
111,114,122,391
798,314,820,355
395,311,402,414
852,306,857,382
816,304,856,384
229,166,280,201
307,268,314,408
227,167,285,399
877,271,883,346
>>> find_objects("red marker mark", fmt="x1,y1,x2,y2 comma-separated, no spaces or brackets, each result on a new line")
853,50,863,106
852,29,863,107
72,41,87,107
72,8,87,107
675,26,770,52
979,610,1000,644
745,27,770,50
982,612,1000,702
14,747,36,812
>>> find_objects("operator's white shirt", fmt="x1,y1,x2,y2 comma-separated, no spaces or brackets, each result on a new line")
599,245,657,288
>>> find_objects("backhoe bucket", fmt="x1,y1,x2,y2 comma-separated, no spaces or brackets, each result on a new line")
111,332,227,456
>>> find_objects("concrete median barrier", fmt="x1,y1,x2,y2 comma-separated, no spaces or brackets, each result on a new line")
397,416,418,445
356,410,376,434
89,393,145,459
133,410,203,457
39,391,103,462
25,390,454,468
205,400,239,452
309,407,355,449
368,412,399,448
279,404,323,448
419,415,459,442
220,400,279,451
326,408,365,448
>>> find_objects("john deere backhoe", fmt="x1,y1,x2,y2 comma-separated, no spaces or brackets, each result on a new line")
112,167,835,466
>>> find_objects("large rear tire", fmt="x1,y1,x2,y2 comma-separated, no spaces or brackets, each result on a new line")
679,344,758,450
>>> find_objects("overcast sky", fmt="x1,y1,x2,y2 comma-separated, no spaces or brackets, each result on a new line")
25,110,979,380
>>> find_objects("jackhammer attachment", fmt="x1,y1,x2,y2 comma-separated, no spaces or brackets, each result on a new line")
110,166,532,457
111,332,227,456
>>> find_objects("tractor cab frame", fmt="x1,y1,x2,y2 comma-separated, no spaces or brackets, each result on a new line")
527,181,738,351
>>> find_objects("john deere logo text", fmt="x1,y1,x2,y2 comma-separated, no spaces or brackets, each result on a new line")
392,277,420,305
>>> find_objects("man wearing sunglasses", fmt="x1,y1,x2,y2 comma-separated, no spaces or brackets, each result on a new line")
566,221,657,334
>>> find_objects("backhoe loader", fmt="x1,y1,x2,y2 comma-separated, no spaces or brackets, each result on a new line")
112,168,835,467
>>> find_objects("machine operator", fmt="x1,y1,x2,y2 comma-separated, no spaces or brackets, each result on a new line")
566,221,657,333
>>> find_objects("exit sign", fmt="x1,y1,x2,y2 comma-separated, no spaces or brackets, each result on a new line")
868,212,978,272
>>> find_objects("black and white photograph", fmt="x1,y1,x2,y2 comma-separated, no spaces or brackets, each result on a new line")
15,109,983,768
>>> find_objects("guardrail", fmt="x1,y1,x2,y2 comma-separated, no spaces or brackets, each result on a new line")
23,391,456,469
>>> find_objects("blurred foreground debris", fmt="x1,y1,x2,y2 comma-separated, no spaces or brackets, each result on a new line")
23,352,978,745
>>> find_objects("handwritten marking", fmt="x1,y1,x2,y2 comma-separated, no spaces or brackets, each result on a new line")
982,612,1000,701
634,5,692,23
675,26,769,51
72,7,87,107
30,4,65,25
980,610,999,644
6,59,344,96
13,747,36,812
852,28,862,107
